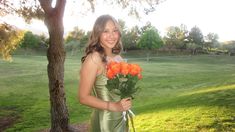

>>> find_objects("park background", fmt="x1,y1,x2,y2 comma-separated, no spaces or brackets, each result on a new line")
1,0,235,131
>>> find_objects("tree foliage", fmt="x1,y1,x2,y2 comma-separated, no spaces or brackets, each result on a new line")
0,0,44,23
187,26,204,54
205,32,219,51
101,0,164,18
221,41,235,55
20,31,41,49
0,23,24,61
164,24,188,50
64,27,89,53
122,26,140,50
137,27,163,50
188,26,204,47
139,21,153,35
65,27,85,44
119,19,140,50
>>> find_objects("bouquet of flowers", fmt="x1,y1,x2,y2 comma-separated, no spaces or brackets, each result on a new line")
106,61,142,132
106,61,142,99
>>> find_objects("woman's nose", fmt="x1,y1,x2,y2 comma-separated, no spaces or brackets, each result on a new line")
107,31,115,38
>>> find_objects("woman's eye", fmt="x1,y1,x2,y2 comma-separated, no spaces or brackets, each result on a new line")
103,29,118,33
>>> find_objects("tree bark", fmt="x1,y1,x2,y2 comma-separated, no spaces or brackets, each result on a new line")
39,0,72,131
46,15,69,132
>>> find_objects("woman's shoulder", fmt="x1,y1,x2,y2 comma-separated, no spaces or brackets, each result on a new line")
85,52,102,65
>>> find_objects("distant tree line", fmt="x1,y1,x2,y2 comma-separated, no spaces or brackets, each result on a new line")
19,31,48,53
62,20,235,56
1,20,235,60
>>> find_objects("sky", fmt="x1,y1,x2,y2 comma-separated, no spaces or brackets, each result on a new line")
1,0,235,42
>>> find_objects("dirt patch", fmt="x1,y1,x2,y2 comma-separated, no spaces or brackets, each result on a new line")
0,116,19,131
38,123,89,132
0,116,89,132
71,123,89,132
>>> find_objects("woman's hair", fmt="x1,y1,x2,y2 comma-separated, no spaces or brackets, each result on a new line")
81,14,123,63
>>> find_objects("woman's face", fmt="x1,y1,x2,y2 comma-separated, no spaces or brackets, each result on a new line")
100,20,120,52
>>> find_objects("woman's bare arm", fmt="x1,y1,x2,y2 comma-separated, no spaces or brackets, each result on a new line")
78,52,131,112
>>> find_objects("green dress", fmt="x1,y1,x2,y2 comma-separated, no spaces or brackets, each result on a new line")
89,73,128,132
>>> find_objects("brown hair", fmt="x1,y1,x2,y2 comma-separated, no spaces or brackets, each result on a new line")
81,14,123,63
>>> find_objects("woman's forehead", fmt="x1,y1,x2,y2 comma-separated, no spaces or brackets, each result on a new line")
104,20,117,28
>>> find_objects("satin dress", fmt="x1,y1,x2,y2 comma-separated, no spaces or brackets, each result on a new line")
89,56,127,132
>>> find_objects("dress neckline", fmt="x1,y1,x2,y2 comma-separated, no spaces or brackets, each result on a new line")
106,55,122,63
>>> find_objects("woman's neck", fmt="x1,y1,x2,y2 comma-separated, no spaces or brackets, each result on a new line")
105,49,113,57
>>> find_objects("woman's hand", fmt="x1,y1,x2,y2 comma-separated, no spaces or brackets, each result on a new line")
108,98,132,112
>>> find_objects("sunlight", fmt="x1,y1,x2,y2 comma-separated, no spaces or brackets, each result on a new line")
134,105,234,131
144,0,235,41
181,84,235,96
1,0,235,41
62,0,235,41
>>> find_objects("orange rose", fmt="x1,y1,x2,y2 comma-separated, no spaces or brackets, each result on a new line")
129,64,142,76
120,62,129,75
109,62,120,76
106,69,115,79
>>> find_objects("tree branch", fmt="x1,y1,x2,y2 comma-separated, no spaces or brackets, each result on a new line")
38,0,52,14
87,0,95,12
55,0,66,18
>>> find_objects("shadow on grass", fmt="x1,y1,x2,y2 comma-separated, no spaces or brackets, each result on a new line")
0,115,20,131
196,117,235,131
0,93,41,131
137,85,235,111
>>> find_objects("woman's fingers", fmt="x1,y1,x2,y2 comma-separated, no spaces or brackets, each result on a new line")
120,98,132,110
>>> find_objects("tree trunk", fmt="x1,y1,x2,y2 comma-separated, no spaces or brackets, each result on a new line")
44,4,71,132
146,50,150,62
46,21,69,132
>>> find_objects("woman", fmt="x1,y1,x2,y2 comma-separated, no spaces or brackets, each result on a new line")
78,14,132,132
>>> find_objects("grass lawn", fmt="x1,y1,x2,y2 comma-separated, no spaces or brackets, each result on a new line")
0,54,235,131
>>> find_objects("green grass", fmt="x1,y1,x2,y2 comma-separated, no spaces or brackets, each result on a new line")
0,54,235,131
